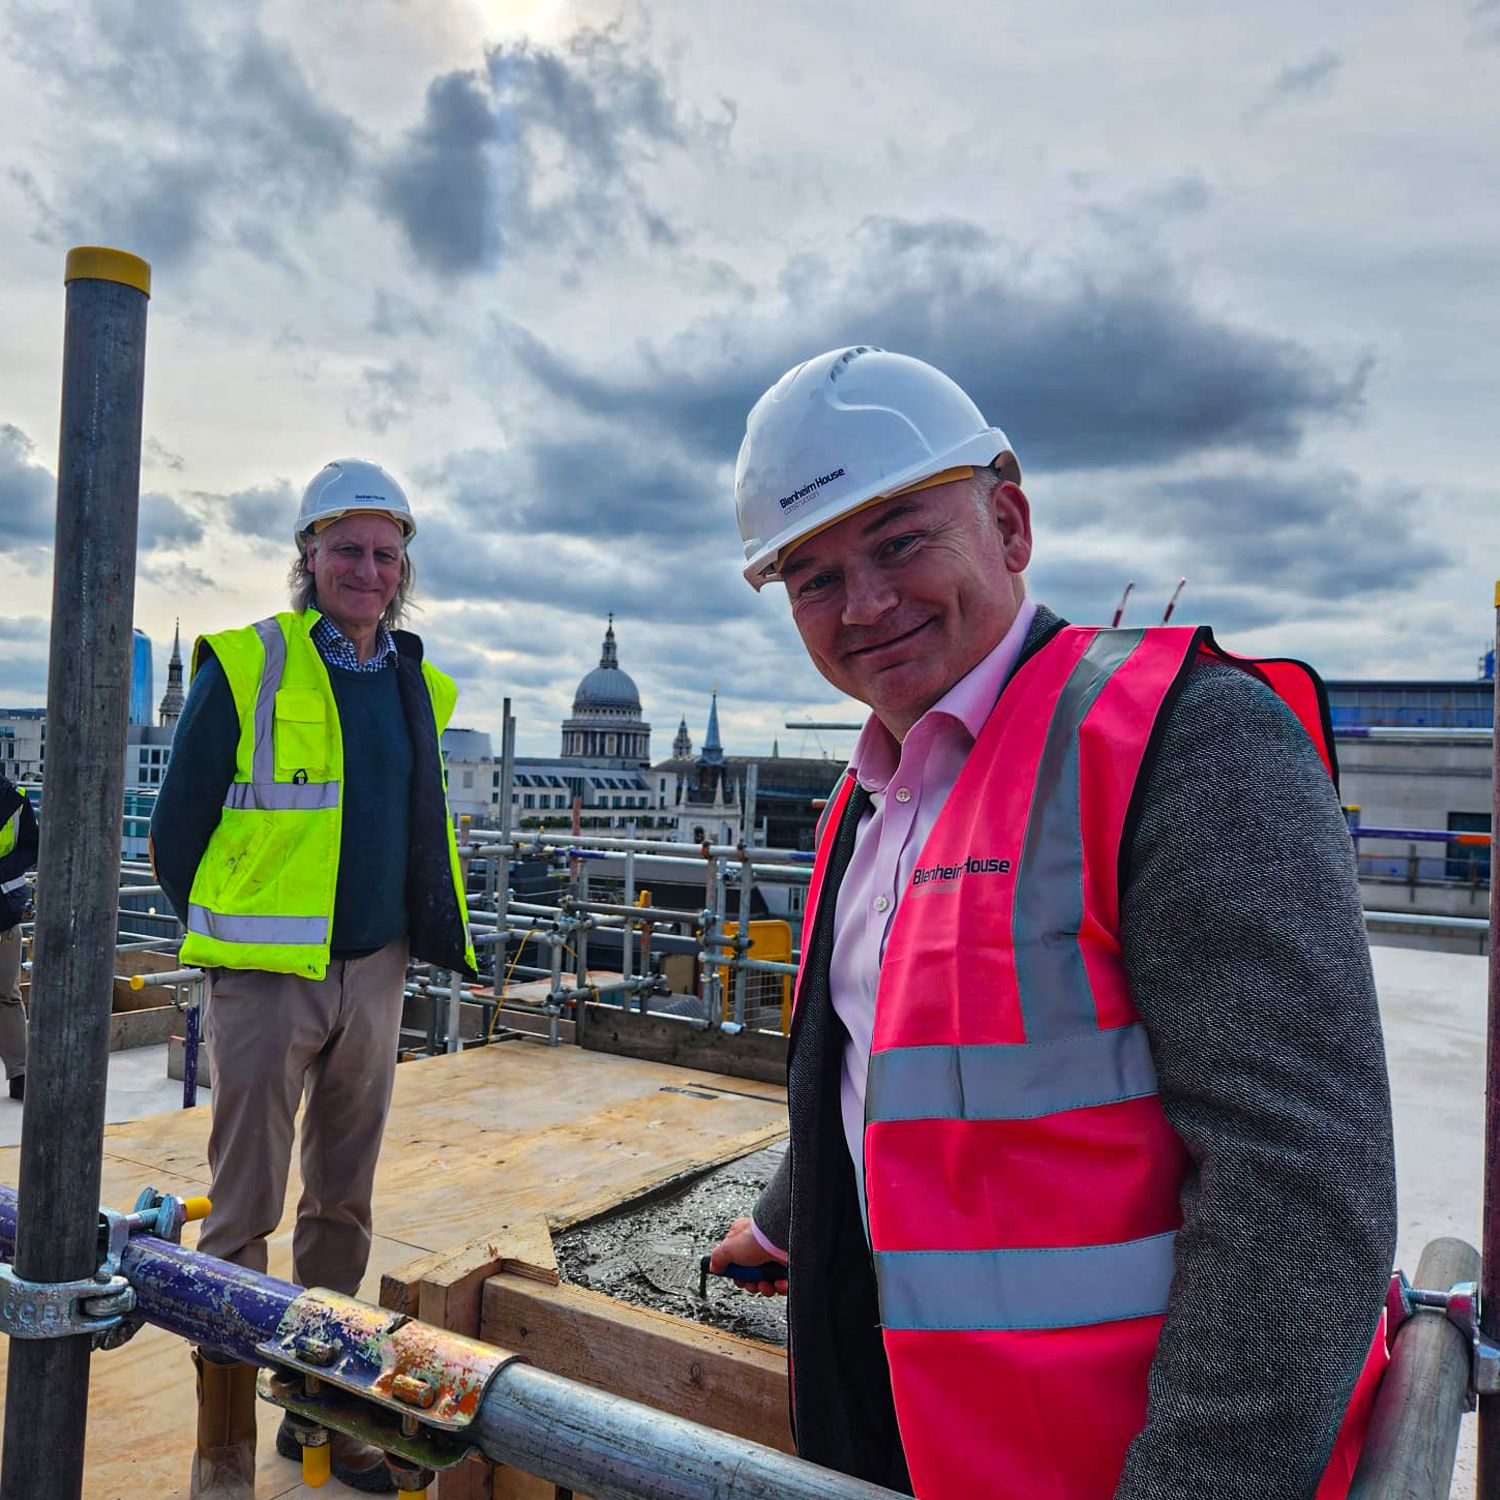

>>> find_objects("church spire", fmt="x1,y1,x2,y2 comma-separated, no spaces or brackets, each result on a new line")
158,619,185,728
673,715,692,759
701,690,724,765
599,613,618,669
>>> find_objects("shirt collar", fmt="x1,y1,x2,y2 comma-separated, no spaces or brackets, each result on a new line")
847,596,1039,792
310,610,396,669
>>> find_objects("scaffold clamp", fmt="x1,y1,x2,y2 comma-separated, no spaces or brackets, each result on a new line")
1389,1269,1500,1401
0,1262,136,1343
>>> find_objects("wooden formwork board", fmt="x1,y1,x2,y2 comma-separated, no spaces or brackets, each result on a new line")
480,1275,790,1500
0,1036,787,1499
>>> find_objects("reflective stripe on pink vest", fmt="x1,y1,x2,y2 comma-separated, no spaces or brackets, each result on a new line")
796,623,1384,1500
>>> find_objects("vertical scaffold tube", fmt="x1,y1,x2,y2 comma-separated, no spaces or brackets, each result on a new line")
1481,580,1500,1500
0,247,150,1500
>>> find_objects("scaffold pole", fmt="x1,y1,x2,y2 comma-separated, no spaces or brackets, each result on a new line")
0,247,150,1500
1480,579,1500,1500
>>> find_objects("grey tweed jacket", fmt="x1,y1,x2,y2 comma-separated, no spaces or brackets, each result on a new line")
753,605,1397,1500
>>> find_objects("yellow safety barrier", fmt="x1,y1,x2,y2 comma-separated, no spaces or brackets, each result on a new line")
718,920,794,1033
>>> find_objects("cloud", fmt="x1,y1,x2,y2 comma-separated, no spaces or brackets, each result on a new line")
1084,174,1212,243
0,425,54,544
138,491,204,551
195,480,298,543
138,559,217,593
426,436,721,546
352,361,425,435
368,291,437,340
377,27,712,277
504,215,1367,476
1471,0,1500,43
1126,467,1452,601
7,0,360,268
144,437,186,472
1243,51,1343,126
414,510,753,627
0,617,48,645
0,617,49,704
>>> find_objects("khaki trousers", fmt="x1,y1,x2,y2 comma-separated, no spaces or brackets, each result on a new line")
198,938,408,1294
0,926,26,1081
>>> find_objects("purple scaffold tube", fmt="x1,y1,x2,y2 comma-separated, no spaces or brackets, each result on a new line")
1349,825,1493,845
0,1185,298,1362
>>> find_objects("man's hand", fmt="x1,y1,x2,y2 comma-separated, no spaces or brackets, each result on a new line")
708,1217,788,1297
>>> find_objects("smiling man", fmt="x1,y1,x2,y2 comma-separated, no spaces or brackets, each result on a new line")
151,460,475,1498
710,347,1397,1500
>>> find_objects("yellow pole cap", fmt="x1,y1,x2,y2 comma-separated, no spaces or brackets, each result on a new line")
1493,581,1500,608
302,1442,331,1487
130,974,145,991
64,246,151,297
183,1196,212,1222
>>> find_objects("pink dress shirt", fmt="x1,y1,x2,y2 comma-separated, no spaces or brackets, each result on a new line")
751,598,1037,1259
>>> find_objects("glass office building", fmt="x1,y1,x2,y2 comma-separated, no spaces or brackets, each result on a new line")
129,629,153,726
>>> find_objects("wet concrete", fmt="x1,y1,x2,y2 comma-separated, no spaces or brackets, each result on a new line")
555,1140,789,1347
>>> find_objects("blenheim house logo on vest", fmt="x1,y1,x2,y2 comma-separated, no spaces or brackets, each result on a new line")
910,853,1014,893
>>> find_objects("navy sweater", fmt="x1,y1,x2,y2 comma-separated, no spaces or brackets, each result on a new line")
153,652,412,957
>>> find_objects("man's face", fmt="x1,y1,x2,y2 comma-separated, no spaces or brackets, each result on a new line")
308,512,405,633
780,476,1032,739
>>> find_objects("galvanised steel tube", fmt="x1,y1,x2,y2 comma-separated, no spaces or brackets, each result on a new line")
473,833,817,865
1,247,150,1500
1364,912,1488,933
471,1363,903,1500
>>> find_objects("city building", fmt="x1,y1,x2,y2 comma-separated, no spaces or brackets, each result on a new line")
559,616,651,765
442,620,659,830
441,620,839,847
1328,676,1493,933
129,629,154,726
0,710,45,783
1326,677,1494,731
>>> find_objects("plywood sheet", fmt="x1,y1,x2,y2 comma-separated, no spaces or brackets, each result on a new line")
0,1035,786,1498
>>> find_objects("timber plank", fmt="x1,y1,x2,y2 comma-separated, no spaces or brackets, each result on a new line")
480,1276,793,1456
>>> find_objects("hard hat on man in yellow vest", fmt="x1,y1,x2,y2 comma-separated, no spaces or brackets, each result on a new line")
294,458,416,544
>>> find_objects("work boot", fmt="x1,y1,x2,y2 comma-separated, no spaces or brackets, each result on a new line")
276,1415,395,1493
189,1349,257,1498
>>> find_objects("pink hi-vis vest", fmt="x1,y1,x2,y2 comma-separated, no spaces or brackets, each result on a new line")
796,624,1386,1500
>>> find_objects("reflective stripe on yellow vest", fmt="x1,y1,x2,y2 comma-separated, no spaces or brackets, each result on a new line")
179,610,470,978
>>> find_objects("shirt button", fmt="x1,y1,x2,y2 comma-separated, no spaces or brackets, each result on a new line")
873,895,890,913
894,787,912,803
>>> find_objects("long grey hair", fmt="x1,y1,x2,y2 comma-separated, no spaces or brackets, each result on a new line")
288,530,417,632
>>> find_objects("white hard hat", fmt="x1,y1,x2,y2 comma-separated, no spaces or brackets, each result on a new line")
294,458,416,544
734,346,1015,589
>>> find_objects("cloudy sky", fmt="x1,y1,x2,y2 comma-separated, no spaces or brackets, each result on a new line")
2,0,1496,758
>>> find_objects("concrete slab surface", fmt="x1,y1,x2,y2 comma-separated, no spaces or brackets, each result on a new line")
0,1040,194,1149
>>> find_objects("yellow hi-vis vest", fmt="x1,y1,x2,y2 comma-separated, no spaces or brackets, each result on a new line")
0,792,25,892
0,807,18,860
178,610,476,979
